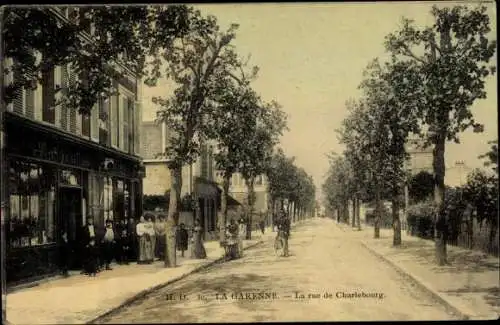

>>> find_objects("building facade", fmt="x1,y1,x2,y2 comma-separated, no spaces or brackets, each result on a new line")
2,8,144,284
141,121,219,239
214,171,269,225
405,137,433,176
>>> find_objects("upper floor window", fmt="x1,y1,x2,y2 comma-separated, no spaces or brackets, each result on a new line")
99,97,110,145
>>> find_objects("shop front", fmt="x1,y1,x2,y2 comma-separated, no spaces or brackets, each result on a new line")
4,113,144,284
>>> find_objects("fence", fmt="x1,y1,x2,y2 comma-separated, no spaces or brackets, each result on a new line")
448,219,499,256
364,215,499,257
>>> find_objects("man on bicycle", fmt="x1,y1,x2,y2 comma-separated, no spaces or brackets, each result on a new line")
277,211,291,257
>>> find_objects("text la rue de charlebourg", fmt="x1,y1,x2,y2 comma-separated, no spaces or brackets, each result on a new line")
207,291,385,300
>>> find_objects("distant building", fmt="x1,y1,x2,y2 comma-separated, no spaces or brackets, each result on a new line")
405,137,433,175
214,171,269,225
141,120,240,239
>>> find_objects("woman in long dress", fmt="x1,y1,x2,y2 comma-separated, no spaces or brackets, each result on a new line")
145,216,155,263
238,218,246,257
136,216,153,264
146,216,156,261
191,218,207,259
155,215,166,260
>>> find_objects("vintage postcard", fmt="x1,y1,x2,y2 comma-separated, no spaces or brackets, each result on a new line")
1,2,498,324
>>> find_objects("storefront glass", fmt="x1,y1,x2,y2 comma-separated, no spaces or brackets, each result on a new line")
8,160,57,248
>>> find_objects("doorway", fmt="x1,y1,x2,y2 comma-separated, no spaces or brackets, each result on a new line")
59,186,83,269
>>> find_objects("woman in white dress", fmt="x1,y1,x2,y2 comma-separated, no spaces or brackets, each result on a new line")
146,216,156,261
136,216,147,264
144,216,155,263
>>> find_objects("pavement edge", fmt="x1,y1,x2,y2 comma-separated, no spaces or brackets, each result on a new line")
359,240,472,321
86,240,264,324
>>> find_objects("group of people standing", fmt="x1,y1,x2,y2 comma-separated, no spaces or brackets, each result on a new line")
62,214,208,277
77,216,138,276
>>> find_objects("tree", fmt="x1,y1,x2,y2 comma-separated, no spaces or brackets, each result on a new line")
478,140,498,174
266,148,296,220
239,100,287,239
3,5,191,114
385,5,496,264
463,169,498,252
152,12,241,267
409,171,435,203
322,154,352,224
207,63,260,244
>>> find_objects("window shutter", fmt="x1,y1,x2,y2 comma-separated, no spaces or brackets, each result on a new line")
12,66,24,115
54,66,62,127
42,66,55,124
4,58,14,112
34,52,43,122
134,101,141,156
128,98,134,154
69,65,77,133
123,97,129,153
99,97,110,145
60,65,69,131
76,110,83,136
120,96,126,151
90,103,99,142
24,65,35,119
111,95,118,147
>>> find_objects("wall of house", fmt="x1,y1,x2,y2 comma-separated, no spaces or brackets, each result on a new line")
141,122,163,160
143,162,171,195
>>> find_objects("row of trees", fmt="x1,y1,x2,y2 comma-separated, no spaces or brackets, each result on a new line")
322,4,496,265
266,148,317,222
3,6,316,267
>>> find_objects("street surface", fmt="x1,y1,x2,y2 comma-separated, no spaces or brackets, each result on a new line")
100,218,459,323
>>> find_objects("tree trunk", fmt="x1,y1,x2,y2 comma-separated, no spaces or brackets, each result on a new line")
356,198,361,230
392,196,401,246
245,178,255,240
433,133,447,265
165,166,182,268
487,220,497,254
343,200,349,224
218,173,231,245
374,186,382,239
352,198,356,227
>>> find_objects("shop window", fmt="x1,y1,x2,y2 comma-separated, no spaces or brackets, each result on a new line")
8,161,56,248
60,169,81,186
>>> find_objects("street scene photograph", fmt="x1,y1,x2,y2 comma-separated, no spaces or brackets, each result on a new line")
1,1,498,323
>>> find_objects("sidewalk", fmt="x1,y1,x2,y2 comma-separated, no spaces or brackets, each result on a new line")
337,222,499,320
6,230,273,325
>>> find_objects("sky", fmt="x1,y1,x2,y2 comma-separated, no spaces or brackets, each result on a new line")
142,1,498,201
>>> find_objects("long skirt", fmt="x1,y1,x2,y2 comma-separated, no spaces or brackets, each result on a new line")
191,235,207,259
150,235,156,260
139,236,154,263
156,235,166,259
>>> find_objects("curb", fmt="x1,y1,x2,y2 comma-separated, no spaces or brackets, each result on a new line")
360,241,472,321
86,239,264,324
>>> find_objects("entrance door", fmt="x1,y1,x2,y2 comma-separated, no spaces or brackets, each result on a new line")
59,187,82,269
